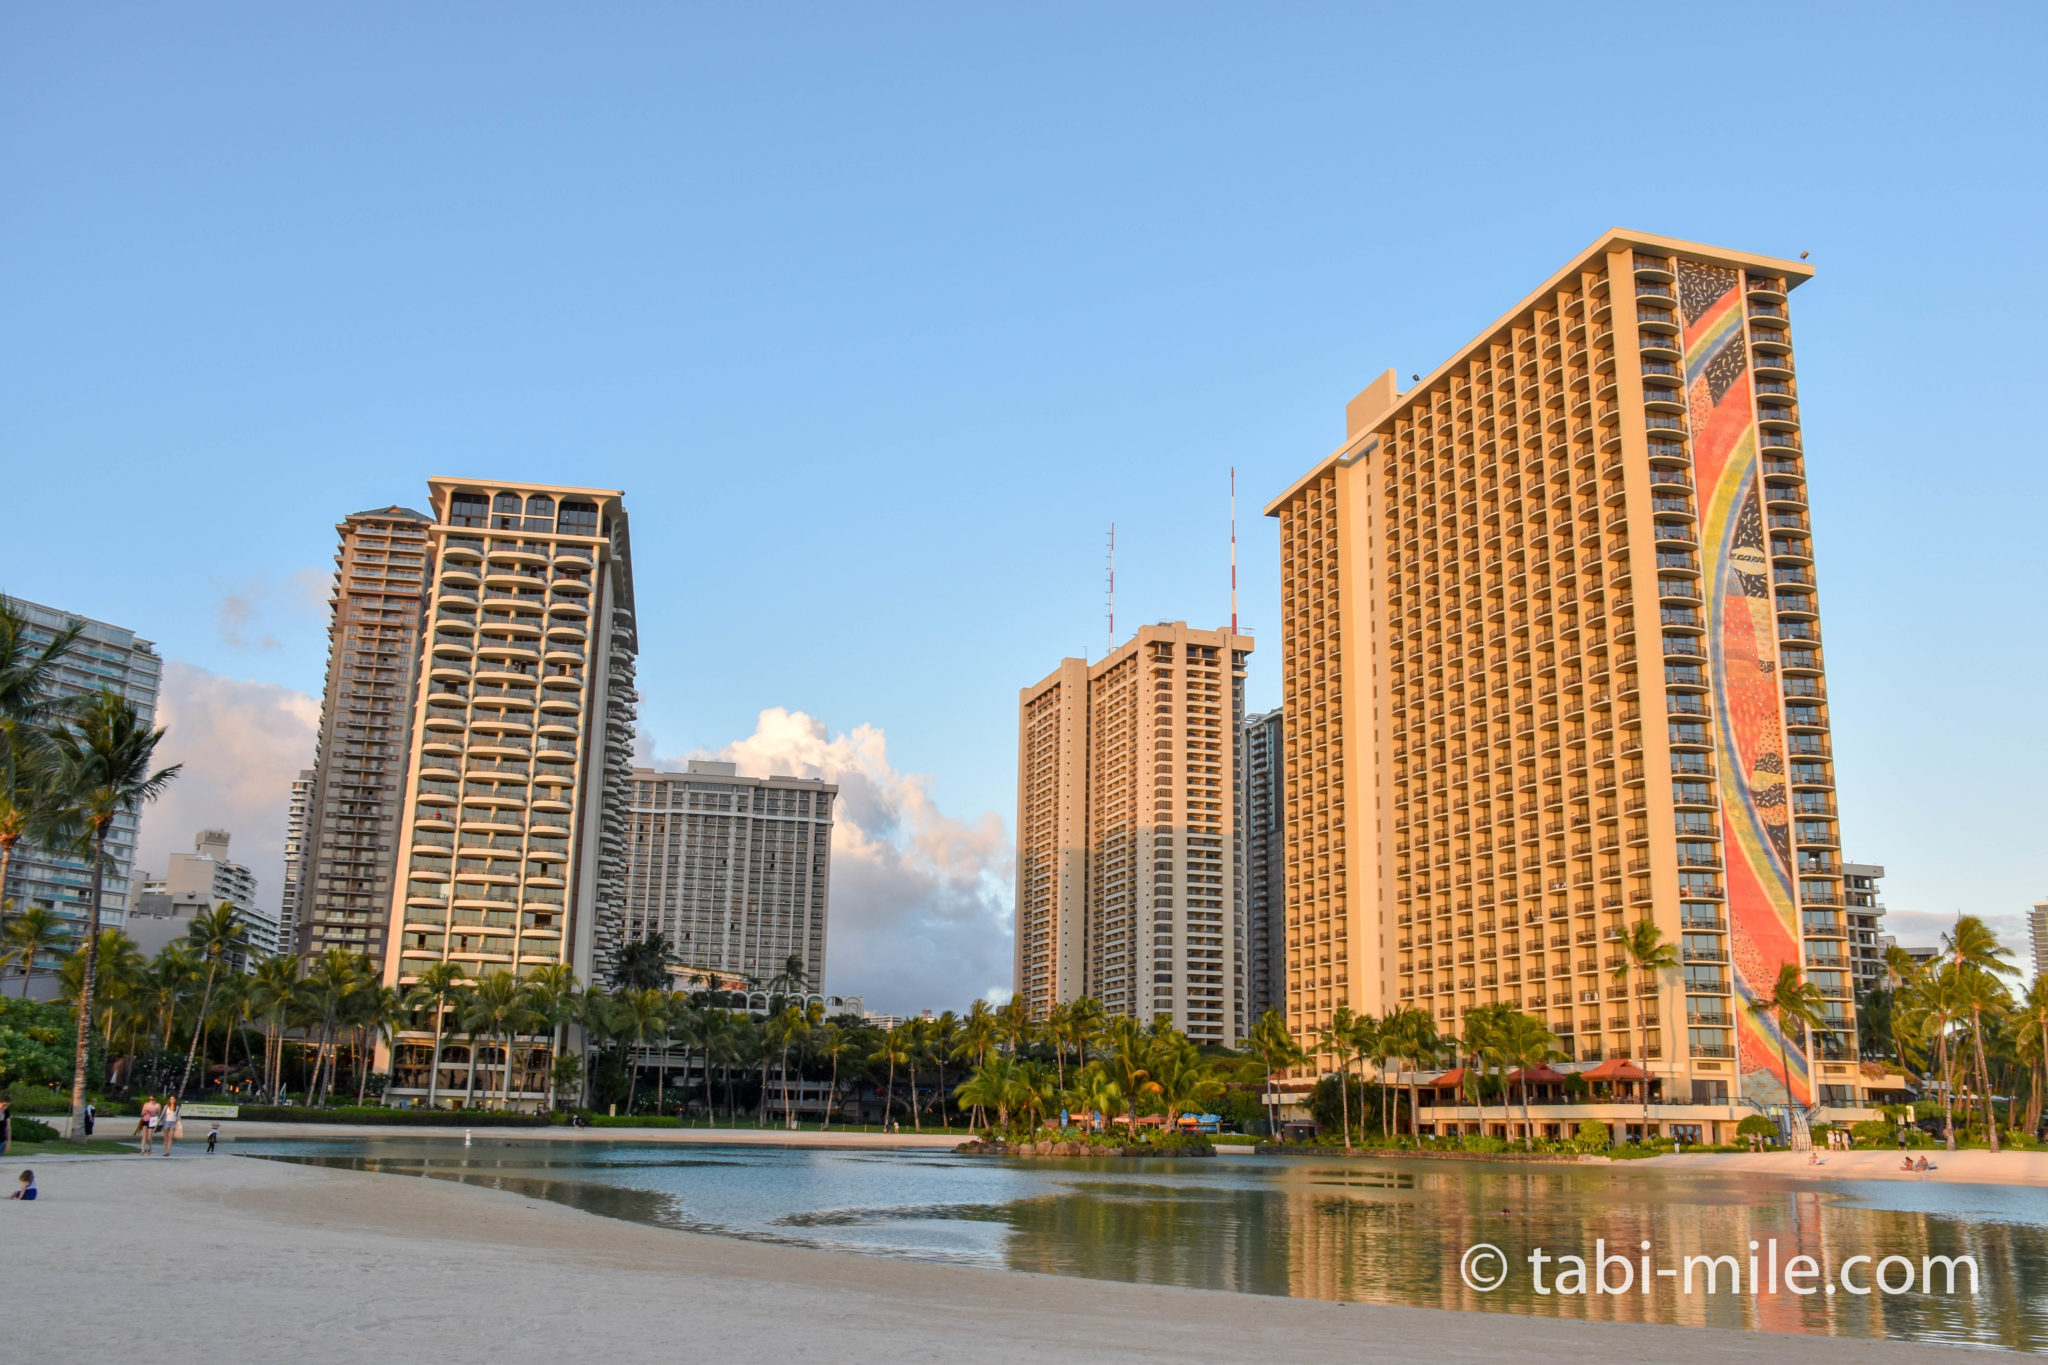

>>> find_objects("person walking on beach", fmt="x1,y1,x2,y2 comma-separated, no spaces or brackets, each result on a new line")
160,1098,181,1156
137,1096,160,1155
0,1098,12,1157
205,1123,219,1155
83,1100,96,1137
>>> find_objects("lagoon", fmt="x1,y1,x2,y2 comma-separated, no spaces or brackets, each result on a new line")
246,1138,2048,1351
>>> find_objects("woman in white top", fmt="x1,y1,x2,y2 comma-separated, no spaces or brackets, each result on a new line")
160,1098,181,1155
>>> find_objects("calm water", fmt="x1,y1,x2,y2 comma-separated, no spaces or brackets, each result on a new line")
245,1138,2048,1350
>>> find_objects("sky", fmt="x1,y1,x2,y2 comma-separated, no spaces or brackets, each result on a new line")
4,4,2044,1007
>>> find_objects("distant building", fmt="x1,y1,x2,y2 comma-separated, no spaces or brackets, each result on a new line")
151,829,280,959
278,770,314,947
1842,862,1886,989
1015,622,1254,1047
1240,707,1285,1033
2031,899,2048,980
0,596,162,958
625,761,836,988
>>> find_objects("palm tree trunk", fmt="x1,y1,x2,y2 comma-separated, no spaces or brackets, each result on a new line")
780,1042,793,1129
67,830,109,1134
1638,965,1652,1136
1337,1054,1351,1149
1972,1007,1998,1152
356,1025,371,1107
177,958,219,1100
501,1030,516,1109
427,1008,445,1109
883,1054,896,1129
824,1054,839,1131
909,1063,921,1132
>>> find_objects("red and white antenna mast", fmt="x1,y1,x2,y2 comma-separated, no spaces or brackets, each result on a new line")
1106,523,1116,655
1230,467,1239,635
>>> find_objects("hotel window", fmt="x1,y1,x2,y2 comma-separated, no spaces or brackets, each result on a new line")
450,493,488,527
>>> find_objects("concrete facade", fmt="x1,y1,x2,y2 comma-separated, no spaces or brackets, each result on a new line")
293,506,433,958
1015,622,1254,1046
625,761,836,988
1264,230,1874,1120
382,479,638,1109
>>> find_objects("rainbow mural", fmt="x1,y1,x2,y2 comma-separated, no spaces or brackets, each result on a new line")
1677,261,1809,1106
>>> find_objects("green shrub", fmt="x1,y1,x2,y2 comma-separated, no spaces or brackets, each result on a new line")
586,1114,682,1128
12,1116,57,1142
0,999,77,1088
1461,1134,1508,1154
1736,1114,1779,1141
7,1082,72,1114
1850,1119,1894,1147
1573,1120,1610,1151
230,1105,548,1127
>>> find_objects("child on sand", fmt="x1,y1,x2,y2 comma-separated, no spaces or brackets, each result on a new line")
10,1169,34,1200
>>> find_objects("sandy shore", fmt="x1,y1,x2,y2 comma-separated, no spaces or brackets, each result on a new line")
1634,1148,2048,1186
32,1115,963,1148
3,1155,1983,1363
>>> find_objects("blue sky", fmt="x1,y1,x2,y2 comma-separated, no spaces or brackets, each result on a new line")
4,4,2043,1001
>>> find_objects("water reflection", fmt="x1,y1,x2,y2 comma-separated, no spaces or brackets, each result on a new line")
246,1142,2048,1350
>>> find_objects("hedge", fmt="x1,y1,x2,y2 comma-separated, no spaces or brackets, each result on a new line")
586,1114,683,1128
228,1106,550,1127
12,1116,57,1142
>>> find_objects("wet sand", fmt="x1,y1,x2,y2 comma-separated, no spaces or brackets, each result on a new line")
4,1155,1981,1362
1635,1148,2048,1186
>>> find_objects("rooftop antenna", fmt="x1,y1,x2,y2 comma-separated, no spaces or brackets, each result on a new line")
1106,523,1116,655
1229,467,1239,636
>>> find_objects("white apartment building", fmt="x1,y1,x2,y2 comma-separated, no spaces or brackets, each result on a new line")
625,761,836,988
0,596,162,942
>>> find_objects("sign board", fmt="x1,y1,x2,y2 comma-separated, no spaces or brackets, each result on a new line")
181,1104,239,1119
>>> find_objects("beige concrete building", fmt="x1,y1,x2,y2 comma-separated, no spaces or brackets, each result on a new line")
1015,622,1253,1046
293,506,434,958
625,761,837,988
380,480,638,1109
1265,230,1876,1132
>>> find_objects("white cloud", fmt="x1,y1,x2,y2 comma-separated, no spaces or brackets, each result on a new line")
213,567,334,650
646,708,1014,1014
135,662,321,919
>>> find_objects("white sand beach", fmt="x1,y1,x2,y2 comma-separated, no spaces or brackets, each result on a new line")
2,1154,1985,1363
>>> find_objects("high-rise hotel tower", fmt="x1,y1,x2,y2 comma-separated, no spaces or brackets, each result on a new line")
380,480,638,1108
293,506,433,957
1266,231,1862,1110
1015,622,1253,1046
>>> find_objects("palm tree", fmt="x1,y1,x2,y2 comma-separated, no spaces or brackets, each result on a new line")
1,904,73,998
606,985,668,1115
812,1021,858,1130
521,961,580,1110
299,949,367,1105
350,985,403,1106
1613,918,1678,1128
955,1055,1018,1130
174,901,246,1098
1883,944,1925,1073
1382,1007,1442,1140
1498,1010,1563,1148
404,962,468,1109
245,954,300,1103
2016,976,2048,1141
769,1002,816,1128
956,1000,998,1126
48,689,179,1133
1315,1006,1364,1146
1902,963,1968,1150
764,954,809,1010
1248,1009,1306,1139
1107,1017,1159,1126
928,1009,961,1128
871,1025,909,1129
1461,1002,1515,1137
1070,1060,1126,1135
1943,915,2019,1151
994,997,1034,1055
1747,962,1828,1121
1149,1038,1222,1132
1006,1058,1056,1132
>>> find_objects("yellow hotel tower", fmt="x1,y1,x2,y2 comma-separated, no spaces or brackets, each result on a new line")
1265,230,1874,1125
